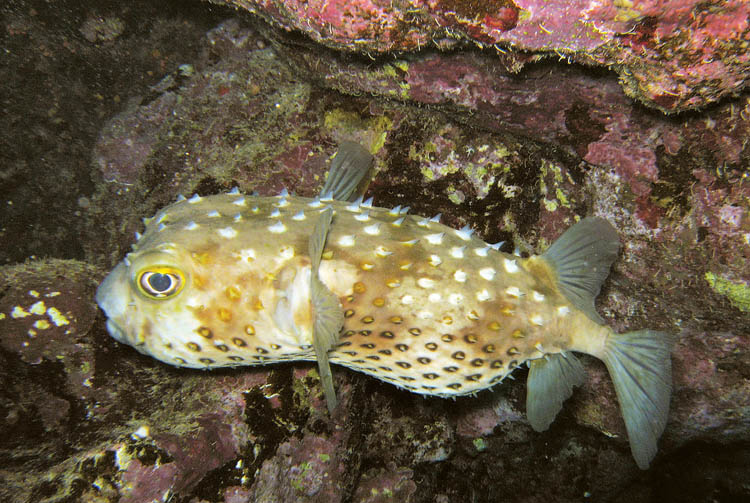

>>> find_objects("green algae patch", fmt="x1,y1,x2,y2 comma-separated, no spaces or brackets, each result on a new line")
705,272,750,313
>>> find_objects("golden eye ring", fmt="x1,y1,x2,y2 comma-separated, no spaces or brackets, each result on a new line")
136,267,185,299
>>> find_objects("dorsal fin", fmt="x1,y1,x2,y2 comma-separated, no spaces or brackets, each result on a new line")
308,207,344,412
541,217,620,323
319,142,374,202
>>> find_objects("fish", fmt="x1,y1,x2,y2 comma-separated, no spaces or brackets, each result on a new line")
97,142,672,469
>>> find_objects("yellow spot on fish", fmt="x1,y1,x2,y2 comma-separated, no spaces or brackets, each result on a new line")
253,299,264,310
386,278,401,288
488,321,501,331
244,324,255,335
500,305,515,316
218,308,232,322
198,327,213,338
389,316,403,324
512,329,525,338
353,282,366,293
398,260,412,270
226,286,241,300
441,315,453,325
373,297,386,307
322,251,334,260
360,261,374,271
193,252,211,264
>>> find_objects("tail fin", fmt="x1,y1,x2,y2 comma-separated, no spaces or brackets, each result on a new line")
602,330,672,469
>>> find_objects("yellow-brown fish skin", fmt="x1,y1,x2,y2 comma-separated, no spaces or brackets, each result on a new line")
98,192,600,395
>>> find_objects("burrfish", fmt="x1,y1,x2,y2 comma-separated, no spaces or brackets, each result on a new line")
97,143,672,469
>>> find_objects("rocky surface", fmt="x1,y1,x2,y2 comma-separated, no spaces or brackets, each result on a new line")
210,0,750,113
1,1,748,502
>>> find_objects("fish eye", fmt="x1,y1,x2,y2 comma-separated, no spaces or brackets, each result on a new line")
136,267,185,299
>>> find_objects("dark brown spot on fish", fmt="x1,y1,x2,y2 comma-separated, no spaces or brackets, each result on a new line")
488,321,501,331
507,347,520,355
352,359,366,364
270,343,281,350
361,316,375,324
464,334,478,344
489,375,503,384
359,330,372,336
232,337,247,347
441,334,454,342
244,324,255,335
354,281,366,293
425,342,438,351
361,343,375,349
395,344,409,352
404,385,417,391
343,330,356,337
396,361,412,369
399,376,416,382
447,383,462,390
409,328,422,336
380,331,394,339
422,385,437,390
442,315,453,325
199,358,215,364
444,366,458,373
256,347,269,354
452,351,466,360
174,357,186,364
512,329,524,338
490,360,504,368
424,373,439,380
215,344,229,352
483,344,496,353
373,297,385,307
471,358,484,367
346,295,355,303
378,349,392,356
466,374,482,382
344,309,355,318
379,366,393,372
253,355,268,361
343,351,357,356
197,326,212,338
509,360,518,369
187,342,201,352
229,355,244,362
300,344,312,350
165,343,173,349
389,316,403,324
417,357,431,364
367,355,380,360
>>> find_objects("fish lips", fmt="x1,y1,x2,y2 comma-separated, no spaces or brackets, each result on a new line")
96,261,131,344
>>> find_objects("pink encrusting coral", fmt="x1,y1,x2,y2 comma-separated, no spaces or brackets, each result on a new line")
217,0,749,112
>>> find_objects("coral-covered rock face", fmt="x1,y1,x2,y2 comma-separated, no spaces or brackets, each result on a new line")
211,0,749,113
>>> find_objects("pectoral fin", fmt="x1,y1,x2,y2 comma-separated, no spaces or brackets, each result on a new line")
309,207,344,412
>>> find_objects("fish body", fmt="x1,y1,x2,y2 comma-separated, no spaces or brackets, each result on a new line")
97,144,672,469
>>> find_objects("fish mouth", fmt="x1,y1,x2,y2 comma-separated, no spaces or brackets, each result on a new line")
96,262,131,343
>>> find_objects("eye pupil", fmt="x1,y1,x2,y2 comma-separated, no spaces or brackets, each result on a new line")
148,273,173,293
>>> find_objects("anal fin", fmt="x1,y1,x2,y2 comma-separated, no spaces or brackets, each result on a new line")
526,352,586,431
